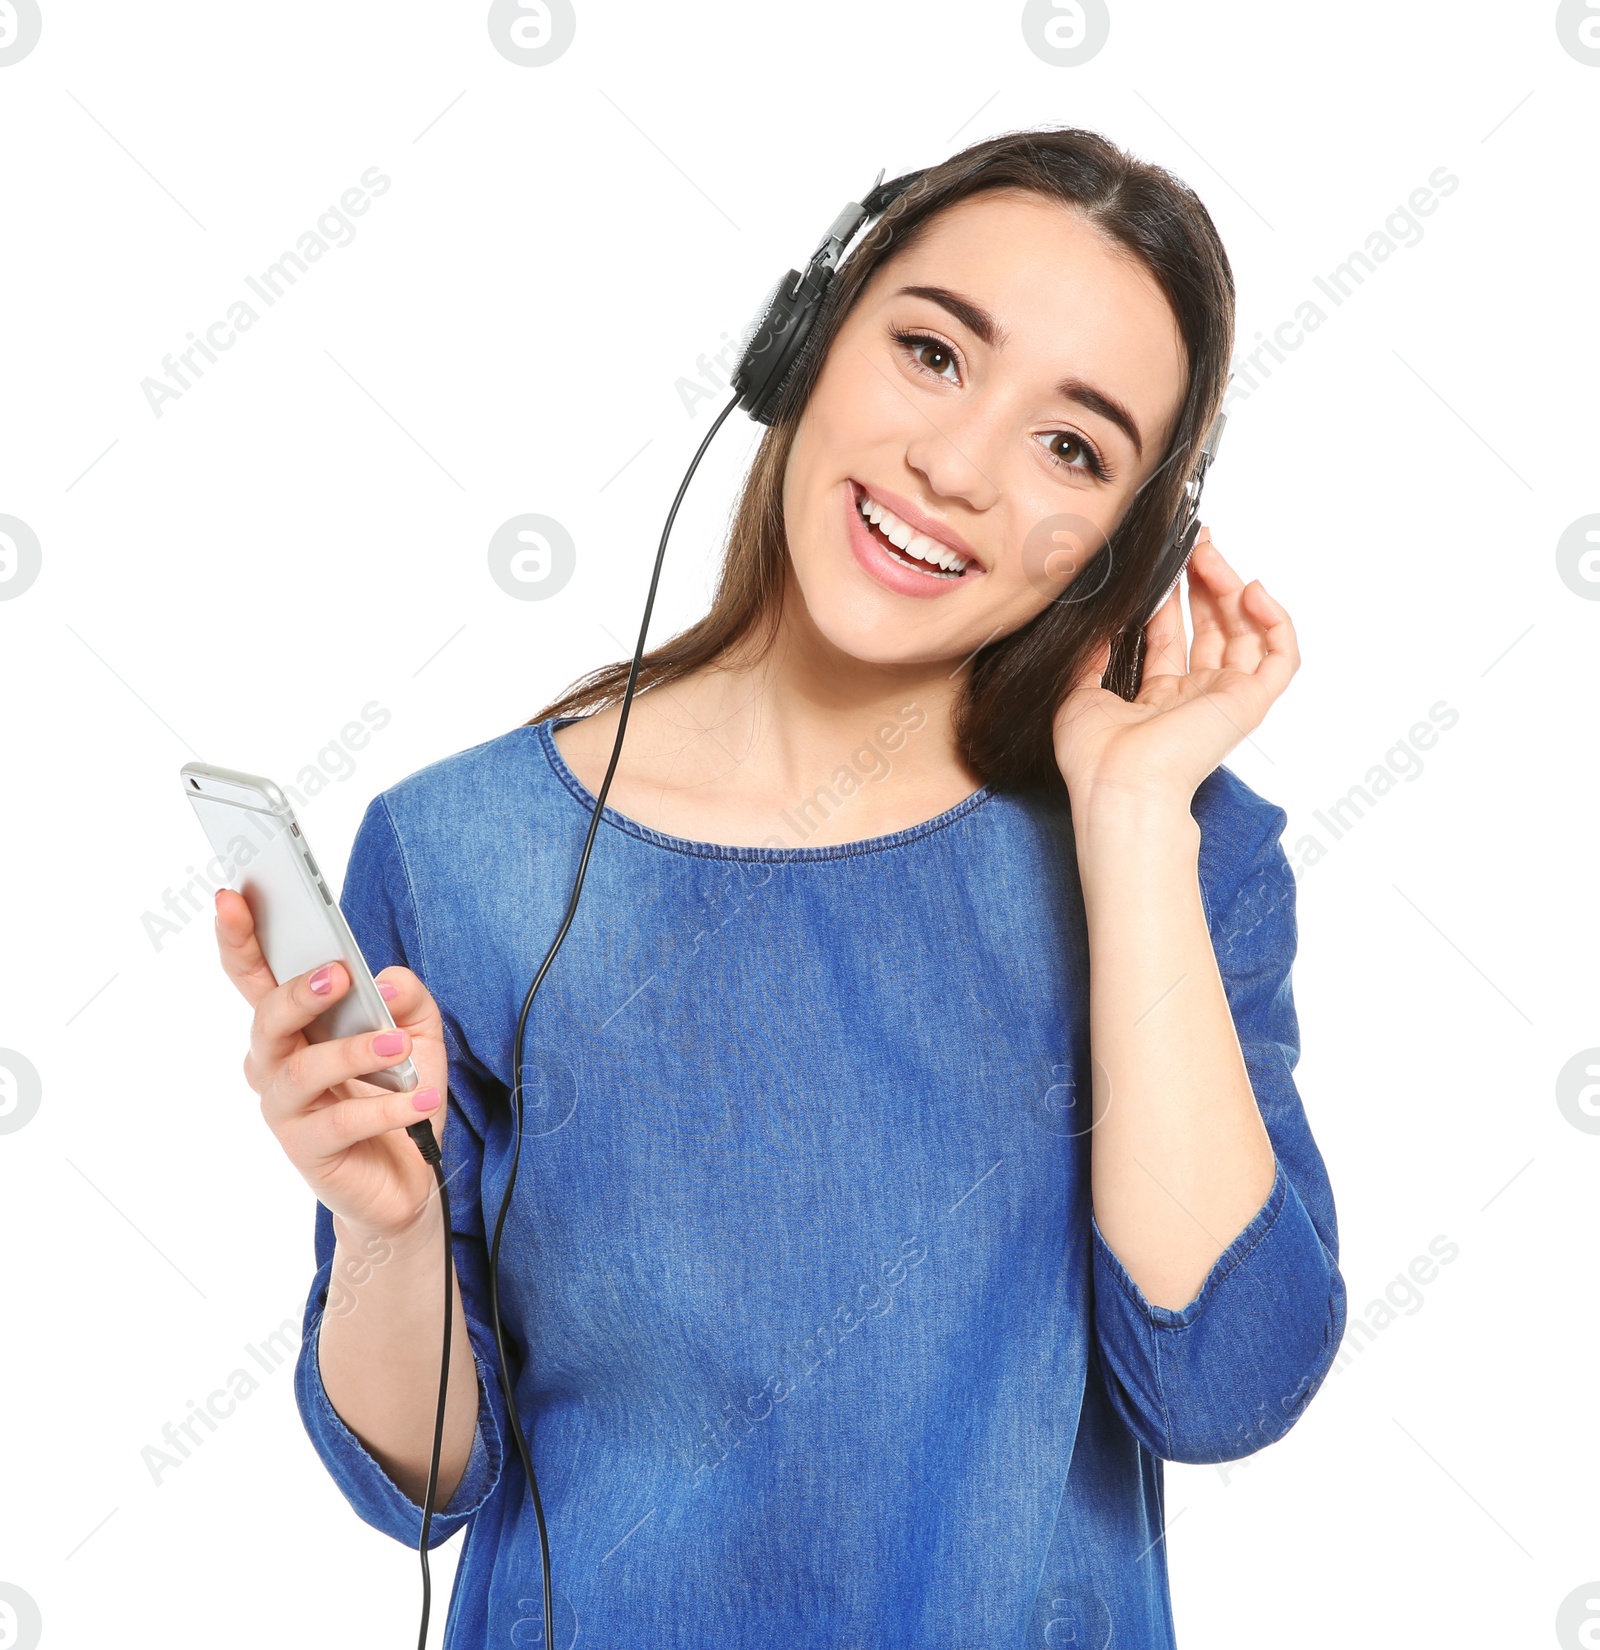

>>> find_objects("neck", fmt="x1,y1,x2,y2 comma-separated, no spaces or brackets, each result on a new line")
665,570,983,808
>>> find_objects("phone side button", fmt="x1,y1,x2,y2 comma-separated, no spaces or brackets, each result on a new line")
317,881,332,905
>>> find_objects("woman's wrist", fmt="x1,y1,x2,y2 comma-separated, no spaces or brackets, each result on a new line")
1068,789,1201,922
330,1205,441,1274
1069,782,1198,849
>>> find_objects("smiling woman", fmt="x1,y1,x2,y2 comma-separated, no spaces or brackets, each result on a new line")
538,130,1233,803
778,188,1190,728
268,126,1346,1650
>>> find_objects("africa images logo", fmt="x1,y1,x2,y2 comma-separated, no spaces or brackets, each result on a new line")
0,0,42,67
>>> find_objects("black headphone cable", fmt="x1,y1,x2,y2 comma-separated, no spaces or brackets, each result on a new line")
403,389,743,1650
399,1119,452,1649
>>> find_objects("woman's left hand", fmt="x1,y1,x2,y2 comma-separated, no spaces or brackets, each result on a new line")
1051,527,1299,809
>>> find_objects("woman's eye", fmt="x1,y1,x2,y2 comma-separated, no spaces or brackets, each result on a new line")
914,341,957,379
1036,429,1108,481
893,329,960,383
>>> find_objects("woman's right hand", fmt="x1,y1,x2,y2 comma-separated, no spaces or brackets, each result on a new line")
214,886,450,1247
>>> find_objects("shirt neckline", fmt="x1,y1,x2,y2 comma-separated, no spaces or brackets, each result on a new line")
533,715,994,863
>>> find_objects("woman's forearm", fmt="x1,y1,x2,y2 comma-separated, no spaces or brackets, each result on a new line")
318,1210,482,1510
1074,789,1277,1311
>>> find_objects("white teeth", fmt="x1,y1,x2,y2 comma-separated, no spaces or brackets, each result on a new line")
915,535,962,573
857,492,971,575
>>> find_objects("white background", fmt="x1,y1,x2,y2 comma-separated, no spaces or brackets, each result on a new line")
1,1,1596,1645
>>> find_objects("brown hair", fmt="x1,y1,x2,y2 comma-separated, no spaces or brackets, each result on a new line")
529,125,1235,796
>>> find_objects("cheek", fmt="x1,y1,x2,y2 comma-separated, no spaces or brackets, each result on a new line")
784,364,886,545
1016,508,1116,609
803,347,905,468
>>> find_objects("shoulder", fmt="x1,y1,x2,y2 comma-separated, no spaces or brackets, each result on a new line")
341,719,587,972
1190,764,1293,932
364,719,575,862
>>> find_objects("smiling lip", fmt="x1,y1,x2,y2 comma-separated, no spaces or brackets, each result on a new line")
854,480,983,569
844,480,986,602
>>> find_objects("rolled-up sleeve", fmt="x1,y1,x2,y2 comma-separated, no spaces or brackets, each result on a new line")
1089,788,1347,1465
292,794,513,1547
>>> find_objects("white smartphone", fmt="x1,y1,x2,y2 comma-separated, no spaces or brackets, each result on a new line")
180,761,420,1094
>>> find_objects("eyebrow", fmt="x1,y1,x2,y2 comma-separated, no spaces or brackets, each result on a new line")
895,283,1145,460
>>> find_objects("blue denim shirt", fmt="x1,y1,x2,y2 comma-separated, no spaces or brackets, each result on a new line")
294,714,1346,1647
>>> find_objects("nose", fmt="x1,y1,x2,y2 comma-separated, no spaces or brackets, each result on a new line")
904,409,1003,514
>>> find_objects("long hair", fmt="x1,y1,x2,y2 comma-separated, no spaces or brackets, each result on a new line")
529,125,1235,796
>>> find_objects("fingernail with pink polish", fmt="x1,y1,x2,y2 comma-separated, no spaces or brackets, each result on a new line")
412,1088,441,1112
309,965,335,995
377,982,398,1000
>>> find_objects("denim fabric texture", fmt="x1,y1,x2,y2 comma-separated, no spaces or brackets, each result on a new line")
292,714,1346,1648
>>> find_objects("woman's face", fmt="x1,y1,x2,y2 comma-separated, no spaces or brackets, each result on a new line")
781,188,1191,668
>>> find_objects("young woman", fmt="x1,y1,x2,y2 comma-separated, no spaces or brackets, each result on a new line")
216,128,1346,1646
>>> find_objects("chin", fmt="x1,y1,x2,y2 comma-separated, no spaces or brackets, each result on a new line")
817,621,937,669
788,575,962,669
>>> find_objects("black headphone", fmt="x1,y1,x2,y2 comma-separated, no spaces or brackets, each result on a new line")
727,166,1229,637
1131,401,1227,632
728,167,904,425
413,168,1235,1650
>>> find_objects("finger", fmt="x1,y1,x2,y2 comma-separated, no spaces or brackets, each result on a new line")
247,960,352,1086
1243,580,1301,688
1141,578,1188,680
1202,582,1301,734
1187,534,1266,673
214,886,283,1008
1185,530,1232,673
289,1083,446,1166
258,1020,418,1131
371,966,429,1027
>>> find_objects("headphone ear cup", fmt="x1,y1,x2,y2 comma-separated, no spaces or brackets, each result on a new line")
748,301,825,425
731,271,803,422
731,171,919,424
1125,509,1199,635
732,274,785,377
731,260,840,424
756,353,805,425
